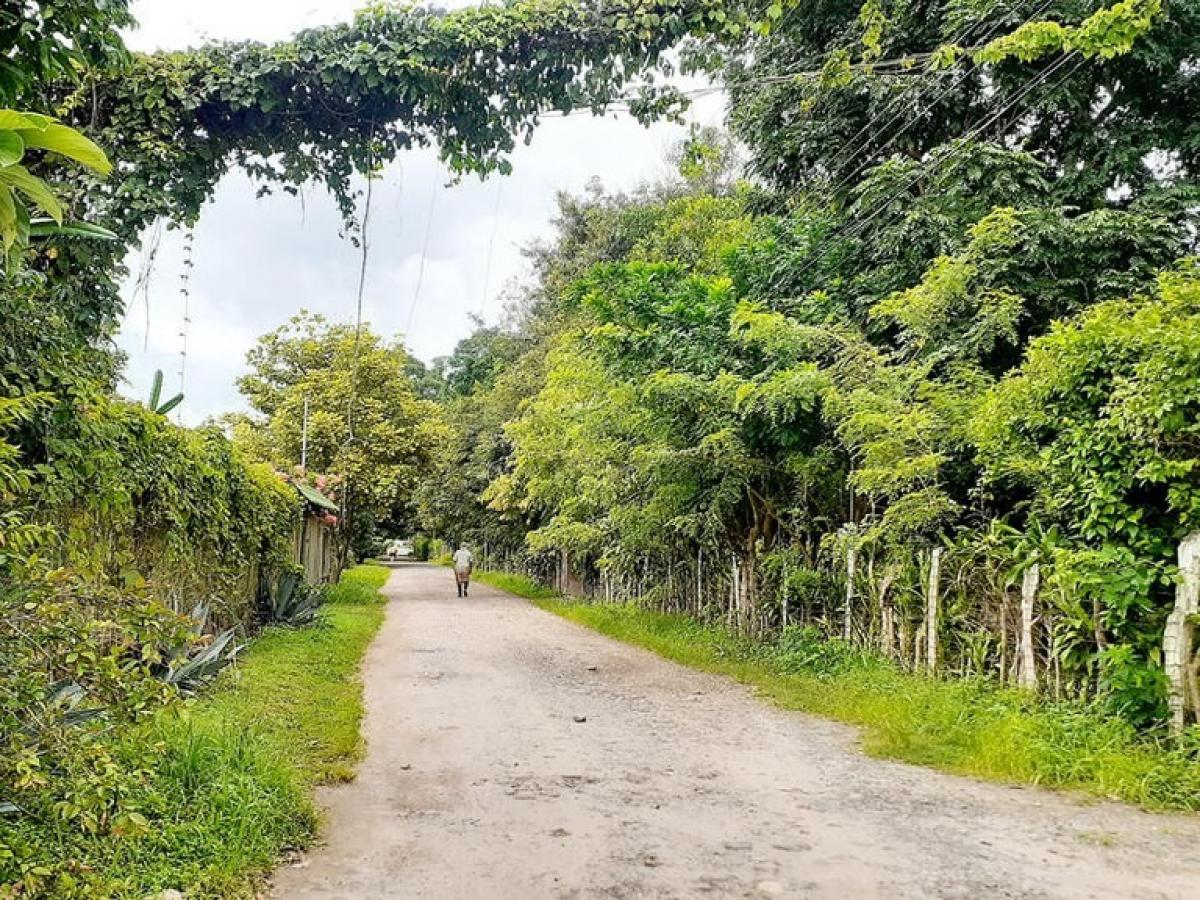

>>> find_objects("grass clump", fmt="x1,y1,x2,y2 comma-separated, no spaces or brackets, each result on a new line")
1,564,390,898
324,562,390,605
535,600,1200,812
473,569,560,601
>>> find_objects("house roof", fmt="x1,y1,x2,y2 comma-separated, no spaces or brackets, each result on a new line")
295,480,339,513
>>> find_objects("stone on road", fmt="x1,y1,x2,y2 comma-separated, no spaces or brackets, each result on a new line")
270,563,1200,899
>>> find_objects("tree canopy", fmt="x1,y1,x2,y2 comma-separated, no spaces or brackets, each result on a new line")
234,312,446,561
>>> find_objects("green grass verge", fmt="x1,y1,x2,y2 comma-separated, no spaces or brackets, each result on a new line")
472,569,559,600
322,562,391,606
533,599,1200,812
2,564,390,899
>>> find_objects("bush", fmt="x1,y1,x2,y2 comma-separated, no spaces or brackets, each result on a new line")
0,577,191,838
325,564,390,605
411,534,435,560
0,564,390,897
772,625,880,677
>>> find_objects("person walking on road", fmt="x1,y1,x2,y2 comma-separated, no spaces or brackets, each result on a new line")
453,545,474,597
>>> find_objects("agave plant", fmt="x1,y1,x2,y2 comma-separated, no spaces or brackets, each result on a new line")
14,679,106,738
40,679,105,729
259,568,324,626
3,680,107,819
154,604,243,694
162,627,243,694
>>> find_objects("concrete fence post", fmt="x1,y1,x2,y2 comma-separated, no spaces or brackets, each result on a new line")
1018,563,1040,692
1165,532,1200,732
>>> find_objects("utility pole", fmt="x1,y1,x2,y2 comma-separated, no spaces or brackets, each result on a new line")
301,393,309,471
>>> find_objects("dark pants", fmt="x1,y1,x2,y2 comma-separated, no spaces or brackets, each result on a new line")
455,568,471,596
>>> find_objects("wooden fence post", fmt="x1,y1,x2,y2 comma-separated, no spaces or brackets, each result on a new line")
879,570,896,659
781,557,790,631
1165,532,1200,733
843,543,857,641
1018,563,1039,691
925,547,942,674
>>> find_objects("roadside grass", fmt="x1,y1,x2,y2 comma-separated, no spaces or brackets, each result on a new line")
534,599,1200,812
426,558,555,600
472,569,559,600
1,564,390,899
322,562,391,606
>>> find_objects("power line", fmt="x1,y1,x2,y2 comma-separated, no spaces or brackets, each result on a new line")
345,129,378,443
337,129,379,562
817,0,1057,203
843,51,1083,248
789,51,1085,284
406,180,439,338
479,177,505,316
538,0,1060,146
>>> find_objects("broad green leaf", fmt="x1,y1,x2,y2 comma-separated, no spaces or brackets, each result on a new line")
0,185,16,250
0,131,24,167
28,218,119,241
5,200,28,271
0,166,62,223
0,110,48,131
18,123,112,176
149,370,164,410
157,394,185,416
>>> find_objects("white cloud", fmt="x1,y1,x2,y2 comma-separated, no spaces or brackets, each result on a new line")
117,1,725,425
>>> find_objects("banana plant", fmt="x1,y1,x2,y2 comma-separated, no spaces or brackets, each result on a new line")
147,369,184,416
0,109,117,270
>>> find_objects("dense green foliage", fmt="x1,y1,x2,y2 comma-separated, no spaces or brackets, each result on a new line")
4,4,771,889
5,0,1200,890
0,563,389,898
419,0,1200,751
0,3,132,106
229,312,446,562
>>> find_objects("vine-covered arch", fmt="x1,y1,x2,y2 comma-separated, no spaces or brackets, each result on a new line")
37,0,753,347
85,1,748,229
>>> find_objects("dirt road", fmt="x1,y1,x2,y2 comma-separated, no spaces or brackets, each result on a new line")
271,563,1200,899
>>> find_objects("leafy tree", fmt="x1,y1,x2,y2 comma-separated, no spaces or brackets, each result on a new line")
728,0,1190,212
237,312,446,562
975,262,1200,719
0,1,132,106
431,319,532,400
421,345,549,559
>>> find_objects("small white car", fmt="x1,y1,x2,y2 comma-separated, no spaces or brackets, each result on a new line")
385,539,414,560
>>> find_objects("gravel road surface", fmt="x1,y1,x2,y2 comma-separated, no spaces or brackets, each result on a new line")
270,563,1200,899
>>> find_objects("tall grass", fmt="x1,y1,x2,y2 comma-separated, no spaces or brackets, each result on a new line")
1,564,391,898
536,600,1200,811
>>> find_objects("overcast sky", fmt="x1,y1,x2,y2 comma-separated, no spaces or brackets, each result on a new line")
116,1,724,425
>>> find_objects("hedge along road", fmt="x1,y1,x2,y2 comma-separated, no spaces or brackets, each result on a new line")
270,563,1200,899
